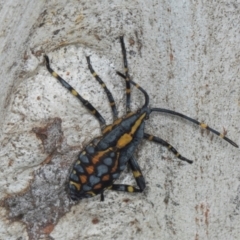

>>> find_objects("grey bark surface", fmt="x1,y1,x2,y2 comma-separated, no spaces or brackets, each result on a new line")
0,1,240,239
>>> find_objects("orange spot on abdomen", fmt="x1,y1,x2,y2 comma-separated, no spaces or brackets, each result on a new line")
92,155,100,164
102,175,110,181
80,175,87,183
86,166,94,174
93,183,102,189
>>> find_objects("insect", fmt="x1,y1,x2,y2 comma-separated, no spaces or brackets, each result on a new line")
44,37,238,201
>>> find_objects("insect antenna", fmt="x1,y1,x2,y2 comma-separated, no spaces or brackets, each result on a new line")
116,71,149,108
150,108,238,148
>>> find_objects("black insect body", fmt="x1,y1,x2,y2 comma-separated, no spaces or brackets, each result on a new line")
44,37,238,201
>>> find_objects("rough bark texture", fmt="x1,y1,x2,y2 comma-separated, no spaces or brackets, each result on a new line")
0,1,240,239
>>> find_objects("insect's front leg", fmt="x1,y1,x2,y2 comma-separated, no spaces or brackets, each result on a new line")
44,55,106,129
86,56,118,120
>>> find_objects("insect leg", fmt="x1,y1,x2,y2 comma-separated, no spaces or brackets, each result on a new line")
128,156,146,191
110,156,146,193
144,133,193,164
100,192,104,201
44,55,106,129
86,56,118,120
150,108,238,148
110,184,142,193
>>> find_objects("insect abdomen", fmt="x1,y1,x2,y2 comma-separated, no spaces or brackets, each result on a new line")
68,140,121,200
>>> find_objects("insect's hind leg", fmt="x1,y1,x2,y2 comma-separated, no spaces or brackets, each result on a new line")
86,56,118,120
110,156,146,194
44,55,106,129
128,156,146,191
110,184,142,193
144,133,193,164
